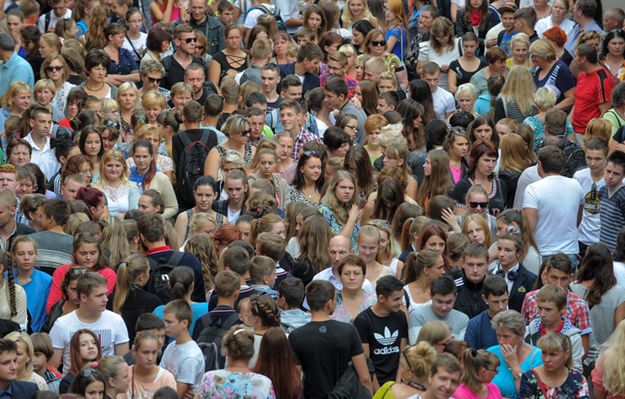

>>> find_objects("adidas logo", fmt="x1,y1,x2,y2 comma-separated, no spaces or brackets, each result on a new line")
374,327,399,346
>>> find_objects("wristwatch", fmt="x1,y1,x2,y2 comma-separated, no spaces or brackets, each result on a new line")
513,372,523,380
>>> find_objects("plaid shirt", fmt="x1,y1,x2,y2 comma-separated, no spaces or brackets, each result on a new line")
293,127,321,160
522,289,593,335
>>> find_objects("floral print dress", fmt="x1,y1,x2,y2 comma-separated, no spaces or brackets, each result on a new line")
197,370,276,399
519,369,590,399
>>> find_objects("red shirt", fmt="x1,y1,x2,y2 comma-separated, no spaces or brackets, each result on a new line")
573,66,614,133
46,264,117,314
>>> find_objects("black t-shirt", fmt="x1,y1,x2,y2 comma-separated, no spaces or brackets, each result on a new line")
289,320,364,399
353,307,408,385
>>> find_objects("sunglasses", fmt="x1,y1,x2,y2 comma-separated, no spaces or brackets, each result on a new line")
240,129,251,136
147,77,162,83
345,124,358,130
46,65,63,72
68,267,88,277
184,37,198,43
469,201,489,209
371,40,386,47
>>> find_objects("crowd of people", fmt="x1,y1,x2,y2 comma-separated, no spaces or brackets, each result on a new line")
1,0,625,397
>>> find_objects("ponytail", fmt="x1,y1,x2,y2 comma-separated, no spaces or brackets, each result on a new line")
112,254,149,313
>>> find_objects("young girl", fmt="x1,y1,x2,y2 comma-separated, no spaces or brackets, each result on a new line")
127,331,177,398
454,349,502,399
122,8,147,64
449,32,486,94
417,149,453,210
54,18,79,40
97,356,130,399
79,126,104,180
463,213,494,247
357,225,393,288
385,0,408,61
60,329,103,394
249,147,291,211
47,233,117,314
0,252,27,330
444,130,469,184
69,366,106,399
276,135,295,174
12,236,52,333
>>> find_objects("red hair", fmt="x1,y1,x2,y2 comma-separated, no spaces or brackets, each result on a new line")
253,327,302,399
76,187,104,220
69,329,102,376
543,26,567,48
214,224,242,247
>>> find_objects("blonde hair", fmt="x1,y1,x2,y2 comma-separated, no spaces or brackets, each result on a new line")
584,118,612,145
530,38,557,61
321,170,359,225
135,124,162,141
533,87,557,111
101,216,129,265
96,149,129,186
34,79,56,95
510,32,530,50
462,213,493,247
341,0,377,29
602,319,625,395
499,66,536,116
101,98,119,112
113,254,149,313
142,90,167,109
403,342,437,385
0,82,31,110
5,331,35,376
417,320,451,346
189,212,216,234
500,133,534,174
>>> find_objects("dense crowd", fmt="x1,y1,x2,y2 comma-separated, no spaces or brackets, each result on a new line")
1,0,625,397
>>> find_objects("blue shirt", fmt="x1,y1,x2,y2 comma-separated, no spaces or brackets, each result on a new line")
13,270,52,332
385,25,408,60
153,302,208,335
0,52,35,97
465,310,498,350
488,345,542,399
108,48,139,75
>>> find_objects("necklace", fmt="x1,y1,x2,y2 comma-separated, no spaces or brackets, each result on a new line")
86,81,105,92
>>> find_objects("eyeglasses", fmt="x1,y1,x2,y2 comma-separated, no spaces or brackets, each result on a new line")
345,124,358,130
371,40,386,47
68,267,88,277
46,65,63,73
240,129,251,136
469,201,489,209
147,76,162,84
184,37,198,43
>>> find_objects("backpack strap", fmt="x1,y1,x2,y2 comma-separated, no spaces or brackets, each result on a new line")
167,251,185,266
199,129,211,144
45,12,51,32
179,131,192,147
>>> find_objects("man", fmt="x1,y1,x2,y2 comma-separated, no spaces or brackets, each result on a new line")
261,63,282,111
323,52,357,99
451,243,489,319
0,339,38,397
422,62,455,121
572,44,615,142
414,354,461,399
0,166,17,192
599,150,625,251
354,273,408,388
0,33,34,97
465,275,509,349
279,42,323,94
248,108,268,146
30,198,73,274
60,173,86,201
24,107,60,180
184,63,215,106
364,57,387,83
565,0,604,55
216,78,240,129
496,6,517,56
523,146,585,268
161,24,207,90
325,77,367,144
289,280,372,399
37,0,71,32
0,189,34,253
513,7,538,43
603,8,625,32
138,214,206,302
279,99,320,159
187,0,225,56
239,38,272,85
408,276,469,344
201,94,226,144
49,272,129,372
313,235,374,294
138,60,170,98
172,101,218,210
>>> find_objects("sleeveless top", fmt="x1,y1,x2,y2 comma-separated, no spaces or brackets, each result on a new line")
212,51,248,83
216,142,254,166
184,208,225,241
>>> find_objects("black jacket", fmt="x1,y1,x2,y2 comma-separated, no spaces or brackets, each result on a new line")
492,263,536,312
189,14,225,56
451,269,488,319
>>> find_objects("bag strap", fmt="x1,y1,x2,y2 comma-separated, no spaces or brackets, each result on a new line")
532,370,550,398
125,33,142,60
180,132,192,147
168,251,184,266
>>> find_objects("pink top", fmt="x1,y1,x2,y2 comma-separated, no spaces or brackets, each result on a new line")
152,1,181,25
592,355,625,399
450,164,462,184
46,264,117,314
453,383,503,399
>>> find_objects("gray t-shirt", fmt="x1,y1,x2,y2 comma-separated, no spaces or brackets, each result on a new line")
408,305,469,345
31,231,73,271
160,340,205,393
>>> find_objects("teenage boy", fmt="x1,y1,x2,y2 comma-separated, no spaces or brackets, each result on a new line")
255,232,292,287
60,174,86,201
123,313,166,365
416,354,462,399
0,339,38,397
377,91,400,113
25,107,59,180
496,6,517,56
525,285,584,370
249,255,278,299
422,62,455,121
261,64,283,111
279,42,324,94
193,270,241,340
289,280,372,399
451,244,489,318
280,99,320,159
49,272,129,372
465,275,509,349
325,77,367,144
323,52,357,99
278,278,311,332
160,299,205,399
513,7,538,43
38,0,71,32
239,38,272,85
31,198,73,274
110,0,131,24
599,150,625,251
201,94,226,144
208,246,255,310
354,274,408,387
408,276,469,344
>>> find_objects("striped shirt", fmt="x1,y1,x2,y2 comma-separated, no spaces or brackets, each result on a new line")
599,185,625,251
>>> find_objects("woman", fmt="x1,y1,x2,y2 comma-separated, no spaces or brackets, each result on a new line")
454,348,502,399
11,236,52,333
470,47,507,96
97,356,130,399
197,326,276,399
253,327,302,399
127,330,177,398
374,342,436,398
449,33,486,94
320,170,361,249
488,310,543,399
352,20,375,54
570,243,625,363
271,32,290,66
520,333,589,398
0,252,27,330
535,0,575,38
40,55,75,113
33,79,64,122
345,146,376,200
417,149,453,210
113,254,161,342
364,114,387,163
463,213,493,247
70,367,106,398
415,320,453,350
209,24,248,86
141,27,172,68
42,267,85,333
494,66,537,123
46,233,117,314
332,254,376,323
302,5,327,42
507,34,531,68
4,331,47,390
0,82,32,138
382,140,419,201
592,319,625,399
454,0,499,50
530,39,576,111
418,17,460,90
214,169,248,224
361,29,407,88
402,249,446,313
103,23,139,86
94,149,140,218
174,176,227,243
58,328,102,393
81,50,118,99
39,32,61,60
126,124,174,181
342,0,377,30
523,88,574,152
149,0,183,24
84,5,108,52
122,8,147,64
289,150,324,207
385,0,408,61
450,140,507,216
116,82,139,139
204,114,256,179
499,133,536,208
543,27,572,65
444,129,470,184
129,140,178,219
249,147,291,210
601,29,625,81
358,225,393,288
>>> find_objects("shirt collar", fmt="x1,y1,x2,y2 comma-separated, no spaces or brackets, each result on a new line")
146,245,173,255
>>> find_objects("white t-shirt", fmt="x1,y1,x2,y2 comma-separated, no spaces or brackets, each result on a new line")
38,8,72,32
159,340,205,394
123,32,148,62
513,165,540,209
49,310,129,373
431,87,456,121
418,38,460,90
243,3,276,29
573,167,605,245
535,16,575,39
523,174,584,256
614,261,625,290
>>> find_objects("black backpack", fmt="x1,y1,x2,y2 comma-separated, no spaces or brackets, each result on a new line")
197,312,241,371
562,140,587,178
145,251,184,301
177,130,214,205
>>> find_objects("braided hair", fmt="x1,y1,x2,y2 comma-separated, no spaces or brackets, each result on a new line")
251,293,280,328
0,252,17,317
